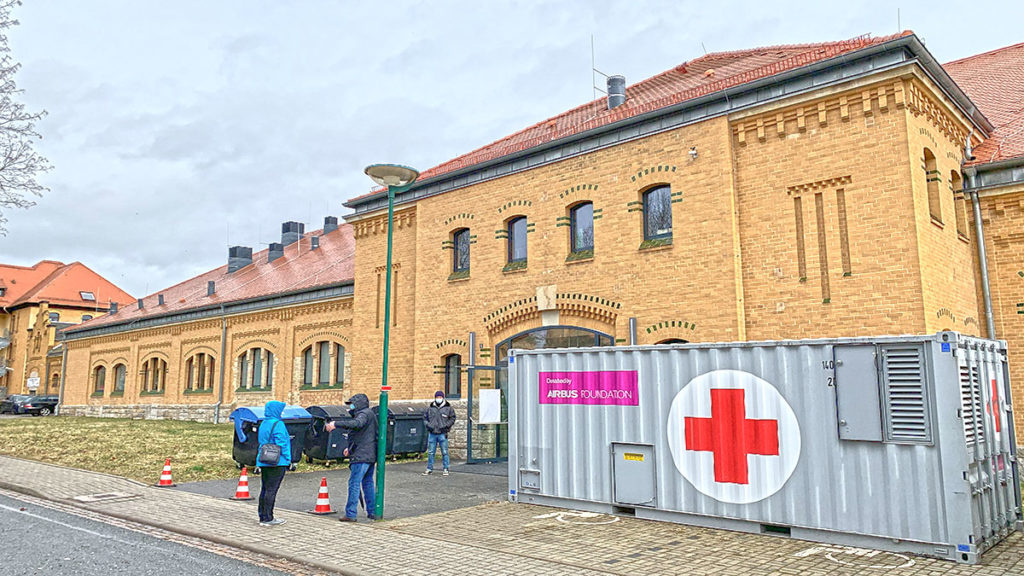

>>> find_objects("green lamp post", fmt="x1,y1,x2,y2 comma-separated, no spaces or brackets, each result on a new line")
363,163,419,519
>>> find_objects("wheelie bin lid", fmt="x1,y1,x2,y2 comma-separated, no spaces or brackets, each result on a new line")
307,405,350,420
230,405,312,442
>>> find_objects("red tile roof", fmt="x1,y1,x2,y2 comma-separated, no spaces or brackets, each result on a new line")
68,224,356,332
349,32,912,205
944,42,1024,165
0,260,133,310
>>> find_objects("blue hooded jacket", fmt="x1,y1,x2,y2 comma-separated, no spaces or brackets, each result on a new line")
257,400,292,467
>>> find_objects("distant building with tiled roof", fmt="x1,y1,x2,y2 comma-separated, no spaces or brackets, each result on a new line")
0,260,133,398
58,32,1024,452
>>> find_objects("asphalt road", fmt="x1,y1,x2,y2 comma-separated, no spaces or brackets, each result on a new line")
0,492,288,576
177,459,508,520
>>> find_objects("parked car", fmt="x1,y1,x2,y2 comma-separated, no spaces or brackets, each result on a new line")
22,395,59,416
0,395,31,414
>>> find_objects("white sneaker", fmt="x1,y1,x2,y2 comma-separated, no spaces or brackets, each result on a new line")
443,469,450,476
422,469,432,476
259,518,286,526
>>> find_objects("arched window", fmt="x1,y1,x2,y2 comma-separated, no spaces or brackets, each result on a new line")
49,373,59,393
643,185,672,240
92,366,105,396
443,354,462,399
507,217,527,265
113,364,127,396
924,149,941,222
452,228,470,274
302,347,314,386
238,348,273,390
81,315,93,322
185,352,215,392
570,202,594,254
301,341,346,389
951,170,968,238
140,357,167,394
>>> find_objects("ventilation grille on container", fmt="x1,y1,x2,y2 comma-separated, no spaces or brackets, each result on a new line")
881,344,932,443
959,362,984,445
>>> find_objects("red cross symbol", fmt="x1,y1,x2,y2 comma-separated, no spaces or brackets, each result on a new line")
988,379,1001,433
684,389,780,485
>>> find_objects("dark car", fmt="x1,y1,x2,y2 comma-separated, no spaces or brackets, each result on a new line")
21,395,58,416
0,395,31,414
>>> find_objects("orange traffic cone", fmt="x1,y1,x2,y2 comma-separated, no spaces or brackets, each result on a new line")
308,477,335,515
155,458,176,487
230,466,254,500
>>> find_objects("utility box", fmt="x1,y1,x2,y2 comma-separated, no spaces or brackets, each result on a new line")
508,332,1021,564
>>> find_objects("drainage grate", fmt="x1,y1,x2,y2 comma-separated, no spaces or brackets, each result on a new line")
72,492,138,503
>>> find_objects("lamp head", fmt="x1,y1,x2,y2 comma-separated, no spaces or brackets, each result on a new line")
364,164,420,188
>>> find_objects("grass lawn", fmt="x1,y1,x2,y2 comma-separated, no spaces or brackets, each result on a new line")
0,416,342,483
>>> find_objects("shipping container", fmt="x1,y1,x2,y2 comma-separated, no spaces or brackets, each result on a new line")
507,332,1021,563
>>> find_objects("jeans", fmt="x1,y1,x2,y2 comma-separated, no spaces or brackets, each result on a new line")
426,432,449,471
257,466,287,522
346,462,376,519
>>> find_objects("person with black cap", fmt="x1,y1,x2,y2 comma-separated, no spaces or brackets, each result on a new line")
423,390,456,476
324,393,378,521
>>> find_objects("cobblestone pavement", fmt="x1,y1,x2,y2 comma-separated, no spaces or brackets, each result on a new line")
0,455,1021,575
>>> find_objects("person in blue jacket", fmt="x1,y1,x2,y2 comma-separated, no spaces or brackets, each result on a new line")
257,400,292,526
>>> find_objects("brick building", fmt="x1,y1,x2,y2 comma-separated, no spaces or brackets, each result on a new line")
61,32,1024,449
0,260,133,398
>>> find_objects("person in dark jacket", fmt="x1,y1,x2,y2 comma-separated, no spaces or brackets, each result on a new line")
257,400,292,526
423,390,457,476
324,393,378,521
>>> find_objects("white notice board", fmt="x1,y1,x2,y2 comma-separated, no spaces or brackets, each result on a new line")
479,389,502,424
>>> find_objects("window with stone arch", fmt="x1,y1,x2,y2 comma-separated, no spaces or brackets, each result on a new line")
452,228,470,275
442,353,462,399
924,148,942,222
140,356,168,394
569,201,594,255
301,340,346,389
92,365,106,396
506,216,528,265
642,184,673,241
112,363,127,396
237,347,274,391
185,351,216,392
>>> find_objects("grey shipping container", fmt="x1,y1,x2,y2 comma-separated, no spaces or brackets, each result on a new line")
507,332,1021,564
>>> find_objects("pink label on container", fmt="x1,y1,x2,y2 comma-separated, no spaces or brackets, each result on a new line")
538,371,639,405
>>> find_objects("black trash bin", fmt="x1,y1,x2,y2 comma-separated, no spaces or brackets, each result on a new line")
304,405,351,464
230,406,312,468
391,408,428,455
370,406,396,455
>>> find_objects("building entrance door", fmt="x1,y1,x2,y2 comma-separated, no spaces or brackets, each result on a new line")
466,325,613,463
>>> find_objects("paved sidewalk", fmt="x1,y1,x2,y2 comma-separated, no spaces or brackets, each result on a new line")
0,455,1022,576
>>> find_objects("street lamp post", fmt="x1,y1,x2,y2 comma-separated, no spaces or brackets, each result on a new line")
364,163,419,519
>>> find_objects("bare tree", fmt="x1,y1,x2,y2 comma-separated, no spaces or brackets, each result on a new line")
0,0,49,235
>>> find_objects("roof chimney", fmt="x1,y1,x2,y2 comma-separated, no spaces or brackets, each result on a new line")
311,236,320,250
607,75,626,109
324,216,338,234
157,294,164,306
207,280,216,296
281,221,305,246
137,298,144,310
228,246,253,273
268,242,284,262
109,302,118,314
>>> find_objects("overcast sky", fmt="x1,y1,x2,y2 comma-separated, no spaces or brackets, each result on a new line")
0,1,1019,298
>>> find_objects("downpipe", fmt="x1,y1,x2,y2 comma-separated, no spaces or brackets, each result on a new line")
213,305,227,424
